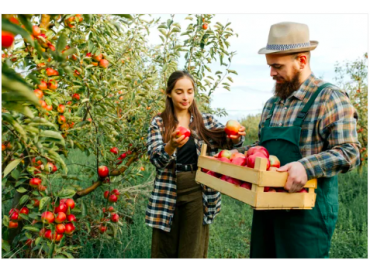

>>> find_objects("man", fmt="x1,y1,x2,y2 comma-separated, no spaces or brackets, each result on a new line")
238,22,360,258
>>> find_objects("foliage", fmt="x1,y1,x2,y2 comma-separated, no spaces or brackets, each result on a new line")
1,14,237,257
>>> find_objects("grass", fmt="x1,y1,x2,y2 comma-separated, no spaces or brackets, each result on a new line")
25,149,368,258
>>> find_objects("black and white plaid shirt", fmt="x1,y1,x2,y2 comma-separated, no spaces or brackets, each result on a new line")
145,113,244,232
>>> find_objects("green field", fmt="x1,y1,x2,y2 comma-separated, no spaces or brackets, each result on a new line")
38,149,369,258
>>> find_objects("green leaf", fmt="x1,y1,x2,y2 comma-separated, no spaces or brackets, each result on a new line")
113,14,133,20
39,130,65,146
56,33,67,54
11,169,20,180
16,187,28,193
62,47,78,58
58,189,76,198
2,74,39,106
23,226,40,232
227,76,233,83
3,215,9,227
35,237,42,246
226,69,238,75
2,102,34,118
39,197,51,211
3,158,22,178
2,240,10,252
19,195,30,206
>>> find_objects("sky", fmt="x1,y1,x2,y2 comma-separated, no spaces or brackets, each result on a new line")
147,14,368,124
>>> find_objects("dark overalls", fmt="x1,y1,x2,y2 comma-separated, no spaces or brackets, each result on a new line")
250,83,339,258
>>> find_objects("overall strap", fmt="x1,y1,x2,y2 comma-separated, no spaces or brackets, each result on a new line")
293,83,333,127
264,97,279,127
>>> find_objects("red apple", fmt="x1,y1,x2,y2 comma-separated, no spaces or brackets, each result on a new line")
226,177,242,186
86,52,92,57
98,166,109,178
218,157,231,163
240,182,252,190
225,120,241,136
72,93,80,101
2,31,15,48
230,152,245,161
108,206,115,213
41,211,55,224
9,221,18,228
99,224,107,233
299,188,308,193
32,199,40,207
32,25,41,36
269,155,280,168
111,213,119,223
29,177,42,188
65,199,75,209
44,229,52,239
245,152,270,170
58,115,66,125
112,189,120,196
20,207,29,215
108,194,118,203
46,67,59,76
93,53,103,62
99,59,109,68
34,89,44,99
110,147,119,155
247,146,269,158
55,212,66,223
65,223,75,235
47,79,58,90
25,239,33,247
104,191,110,199
206,170,220,178
174,126,191,139
264,187,270,192
217,149,232,159
57,104,65,113
38,80,48,90
67,214,77,222
267,188,277,192
54,203,67,213
9,211,19,221
231,157,246,166
120,152,127,159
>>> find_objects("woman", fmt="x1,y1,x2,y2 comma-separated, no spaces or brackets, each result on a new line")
146,70,245,258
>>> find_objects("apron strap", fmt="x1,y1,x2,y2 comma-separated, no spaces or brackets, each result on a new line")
264,97,279,127
293,83,333,127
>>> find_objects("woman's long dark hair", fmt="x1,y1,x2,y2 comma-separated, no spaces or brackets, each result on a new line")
160,70,230,148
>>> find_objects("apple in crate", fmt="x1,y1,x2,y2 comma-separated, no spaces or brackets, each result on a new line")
247,146,269,158
245,152,270,170
206,170,221,178
267,188,276,192
217,150,232,159
226,177,242,186
240,182,251,190
269,155,280,168
231,157,246,166
230,152,245,161
218,157,231,163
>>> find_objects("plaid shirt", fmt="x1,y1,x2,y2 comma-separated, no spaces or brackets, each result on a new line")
146,113,244,232
238,73,360,180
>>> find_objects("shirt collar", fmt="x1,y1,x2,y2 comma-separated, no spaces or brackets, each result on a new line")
290,73,317,101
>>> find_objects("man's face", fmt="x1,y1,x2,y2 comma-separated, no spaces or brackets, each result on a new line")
266,53,302,99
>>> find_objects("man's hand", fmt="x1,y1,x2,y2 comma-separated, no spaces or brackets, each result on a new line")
276,162,308,192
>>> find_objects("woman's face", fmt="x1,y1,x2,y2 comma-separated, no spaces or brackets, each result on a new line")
168,77,194,112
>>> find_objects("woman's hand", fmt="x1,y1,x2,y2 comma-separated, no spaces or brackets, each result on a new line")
165,128,190,155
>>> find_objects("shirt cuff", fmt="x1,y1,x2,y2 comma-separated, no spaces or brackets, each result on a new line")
298,155,325,180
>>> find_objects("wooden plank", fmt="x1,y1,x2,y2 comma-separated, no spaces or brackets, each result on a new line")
195,171,256,206
255,192,316,209
198,156,260,184
259,171,317,188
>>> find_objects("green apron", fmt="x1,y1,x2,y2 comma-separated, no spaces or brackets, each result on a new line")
250,83,339,258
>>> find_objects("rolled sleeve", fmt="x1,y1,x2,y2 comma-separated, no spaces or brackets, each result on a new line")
298,88,361,179
147,118,175,169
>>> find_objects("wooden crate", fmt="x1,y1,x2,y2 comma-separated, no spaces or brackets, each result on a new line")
195,144,317,210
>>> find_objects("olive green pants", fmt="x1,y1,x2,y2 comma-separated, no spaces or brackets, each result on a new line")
151,171,209,258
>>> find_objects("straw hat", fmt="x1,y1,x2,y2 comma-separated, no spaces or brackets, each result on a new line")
258,22,318,54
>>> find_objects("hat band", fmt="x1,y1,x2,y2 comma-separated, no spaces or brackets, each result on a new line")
266,42,311,51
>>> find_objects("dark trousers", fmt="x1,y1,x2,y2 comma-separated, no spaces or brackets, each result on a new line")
151,171,209,258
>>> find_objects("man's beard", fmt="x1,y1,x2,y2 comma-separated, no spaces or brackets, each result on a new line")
273,70,302,100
